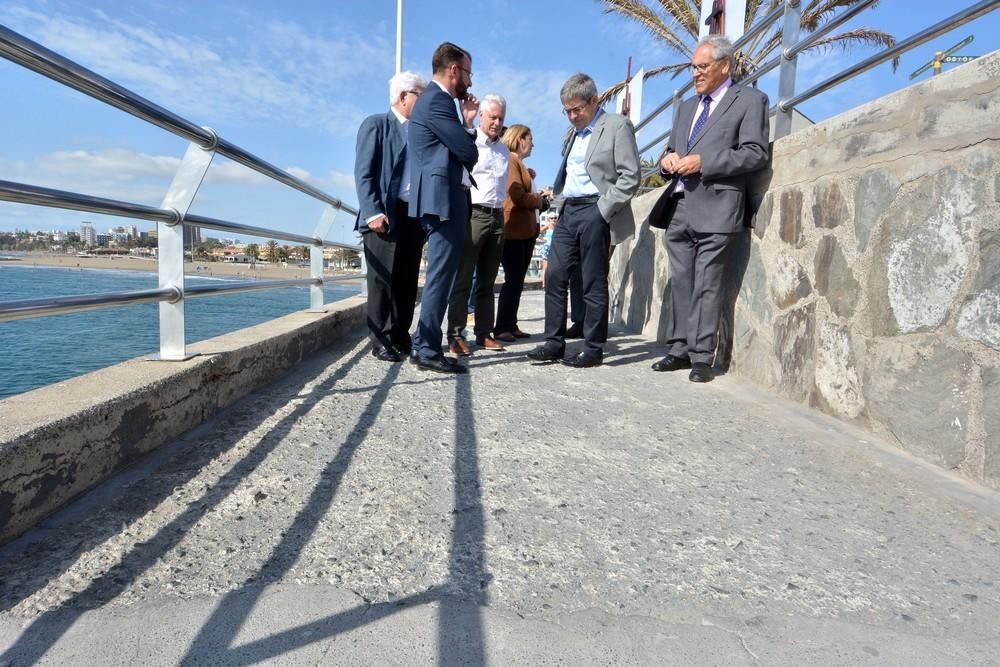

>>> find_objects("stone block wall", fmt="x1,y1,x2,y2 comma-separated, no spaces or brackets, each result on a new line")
610,51,1000,488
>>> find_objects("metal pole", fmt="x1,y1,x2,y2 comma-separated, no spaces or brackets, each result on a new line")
774,0,802,139
153,139,215,361
396,0,403,74
309,206,338,312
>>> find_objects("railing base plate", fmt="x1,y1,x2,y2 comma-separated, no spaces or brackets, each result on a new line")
145,352,199,362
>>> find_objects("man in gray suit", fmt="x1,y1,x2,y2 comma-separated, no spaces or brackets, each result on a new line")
527,73,640,368
648,36,769,382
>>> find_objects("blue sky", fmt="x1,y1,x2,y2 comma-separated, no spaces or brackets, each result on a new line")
1,0,997,245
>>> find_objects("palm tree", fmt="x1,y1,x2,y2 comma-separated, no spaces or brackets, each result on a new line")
596,0,896,102
266,239,280,262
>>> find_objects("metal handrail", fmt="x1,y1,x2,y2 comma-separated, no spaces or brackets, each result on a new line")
0,287,180,323
0,278,324,323
636,0,999,160
0,25,357,217
0,179,358,249
780,0,999,111
0,22,365,361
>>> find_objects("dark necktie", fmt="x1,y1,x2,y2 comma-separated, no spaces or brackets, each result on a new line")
687,96,712,152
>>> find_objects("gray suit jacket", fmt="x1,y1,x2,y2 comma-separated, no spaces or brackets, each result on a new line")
648,83,769,234
554,111,641,245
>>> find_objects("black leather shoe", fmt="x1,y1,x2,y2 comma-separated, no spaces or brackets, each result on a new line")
689,362,714,383
561,351,603,368
416,356,468,374
526,345,564,364
564,322,584,339
372,344,403,362
651,354,691,372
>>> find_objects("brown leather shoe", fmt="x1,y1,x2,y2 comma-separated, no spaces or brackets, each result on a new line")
449,337,473,356
476,335,505,351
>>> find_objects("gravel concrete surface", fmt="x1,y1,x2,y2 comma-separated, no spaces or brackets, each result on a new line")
1,292,998,665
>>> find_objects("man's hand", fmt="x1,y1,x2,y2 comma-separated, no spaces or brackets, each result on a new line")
659,152,680,174
367,214,389,234
461,94,479,128
674,154,702,176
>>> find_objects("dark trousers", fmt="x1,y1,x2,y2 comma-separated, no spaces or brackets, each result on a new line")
447,206,505,340
362,207,426,352
494,236,536,334
543,201,610,354
664,197,741,365
413,209,467,361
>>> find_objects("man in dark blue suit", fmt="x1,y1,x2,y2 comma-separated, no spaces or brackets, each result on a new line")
354,71,428,362
407,42,480,374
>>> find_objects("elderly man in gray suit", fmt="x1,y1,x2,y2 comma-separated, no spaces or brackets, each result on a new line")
648,35,770,382
527,73,641,368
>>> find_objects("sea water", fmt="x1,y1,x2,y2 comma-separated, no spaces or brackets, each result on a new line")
0,264,359,398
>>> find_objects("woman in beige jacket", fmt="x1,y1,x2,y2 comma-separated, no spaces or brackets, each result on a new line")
494,124,552,341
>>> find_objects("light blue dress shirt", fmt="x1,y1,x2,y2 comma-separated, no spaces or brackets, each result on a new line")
561,108,604,198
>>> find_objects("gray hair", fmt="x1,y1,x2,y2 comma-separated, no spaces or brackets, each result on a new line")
560,73,598,105
697,35,735,71
480,94,506,115
388,70,427,105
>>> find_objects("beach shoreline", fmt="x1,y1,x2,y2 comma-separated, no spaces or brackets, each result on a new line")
3,253,363,282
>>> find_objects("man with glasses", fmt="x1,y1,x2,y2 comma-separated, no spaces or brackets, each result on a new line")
647,36,769,382
527,73,641,368
354,71,427,363
407,42,480,374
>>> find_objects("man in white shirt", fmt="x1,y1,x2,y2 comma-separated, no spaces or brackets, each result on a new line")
446,94,510,355
353,70,427,362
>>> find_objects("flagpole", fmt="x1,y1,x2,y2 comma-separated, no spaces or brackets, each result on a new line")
395,0,403,74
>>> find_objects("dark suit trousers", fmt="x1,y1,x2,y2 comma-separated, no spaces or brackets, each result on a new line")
362,203,426,351
543,201,610,354
413,209,468,360
664,196,741,365
494,236,536,334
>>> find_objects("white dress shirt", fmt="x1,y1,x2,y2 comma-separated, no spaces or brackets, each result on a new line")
470,128,510,207
561,108,603,198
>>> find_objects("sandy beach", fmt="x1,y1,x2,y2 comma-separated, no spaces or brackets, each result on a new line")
4,253,362,282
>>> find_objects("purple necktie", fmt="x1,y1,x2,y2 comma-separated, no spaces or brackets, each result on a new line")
687,96,712,152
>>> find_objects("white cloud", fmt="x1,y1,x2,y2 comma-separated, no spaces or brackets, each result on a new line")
0,3,391,137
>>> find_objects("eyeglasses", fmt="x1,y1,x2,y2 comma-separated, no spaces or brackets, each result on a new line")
689,60,720,74
405,89,422,97
562,102,590,117
456,65,473,78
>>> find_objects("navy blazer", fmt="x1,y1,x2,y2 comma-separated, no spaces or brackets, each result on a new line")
406,83,478,222
354,111,407,234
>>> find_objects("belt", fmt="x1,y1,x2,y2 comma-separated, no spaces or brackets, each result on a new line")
471,203,503,213
563,194,600,206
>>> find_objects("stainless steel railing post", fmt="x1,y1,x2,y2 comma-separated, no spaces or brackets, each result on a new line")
153,135,216,360
774,0,802,139
309,206,338,312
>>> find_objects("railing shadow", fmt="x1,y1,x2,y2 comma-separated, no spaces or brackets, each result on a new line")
176,361,404,665
0,340,371,666
0,335,364,615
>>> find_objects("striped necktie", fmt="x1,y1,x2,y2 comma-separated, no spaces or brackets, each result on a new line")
687,96,713,151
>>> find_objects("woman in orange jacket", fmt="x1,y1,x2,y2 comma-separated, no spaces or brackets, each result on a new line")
494,124,552,341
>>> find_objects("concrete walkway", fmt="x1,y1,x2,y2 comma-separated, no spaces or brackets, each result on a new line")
1,291,999,666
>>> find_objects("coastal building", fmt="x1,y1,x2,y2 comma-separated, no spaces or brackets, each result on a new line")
79,222,96,246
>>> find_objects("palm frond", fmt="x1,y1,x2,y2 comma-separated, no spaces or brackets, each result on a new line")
653,0,701,37
598,0,692,55
800,0,882,32
598,62,690,105
805,27,899,71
